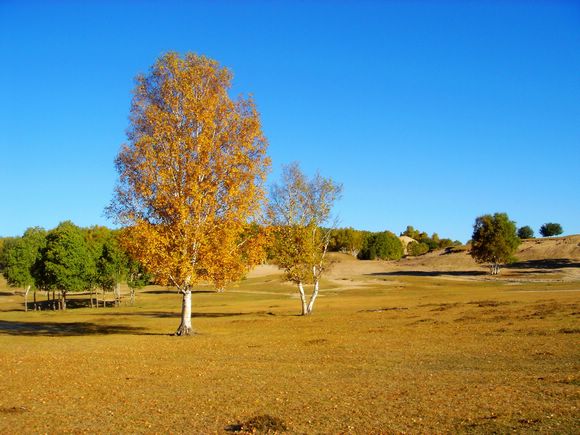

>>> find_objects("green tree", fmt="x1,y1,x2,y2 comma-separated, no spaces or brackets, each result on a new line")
0,228,47,311
517,226,534,239
539,223,563,237
267,162,342,316
38,221,94,309
358,231,404,260
470,213,520,275
82,225,112,307
97,235,130,307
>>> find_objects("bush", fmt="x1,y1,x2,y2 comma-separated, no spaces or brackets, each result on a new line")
517,226,534,239
358,231,404,260
539,223,563,237
407,241,429,256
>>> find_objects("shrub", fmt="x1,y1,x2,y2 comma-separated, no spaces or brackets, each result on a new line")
407,241,429,256
358,231,403,260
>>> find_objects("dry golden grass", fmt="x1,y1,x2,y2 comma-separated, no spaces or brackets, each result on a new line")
0,237,579,433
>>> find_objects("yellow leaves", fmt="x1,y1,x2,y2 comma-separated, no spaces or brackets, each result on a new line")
110,52,269,290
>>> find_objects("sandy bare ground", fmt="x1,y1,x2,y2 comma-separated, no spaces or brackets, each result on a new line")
248,235,580,289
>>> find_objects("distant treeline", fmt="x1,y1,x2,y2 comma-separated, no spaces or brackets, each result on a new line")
0,222,149,310
0,222,464,303
327,225,462,260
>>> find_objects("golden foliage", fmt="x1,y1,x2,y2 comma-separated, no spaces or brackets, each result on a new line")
267,163,342,285
108,52,269,290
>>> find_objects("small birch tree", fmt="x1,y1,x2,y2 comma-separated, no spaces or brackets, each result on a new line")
267,163,342,315
107,52,269,335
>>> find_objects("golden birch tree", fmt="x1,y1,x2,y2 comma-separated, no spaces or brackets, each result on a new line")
267,163,342,315
108,52,269,335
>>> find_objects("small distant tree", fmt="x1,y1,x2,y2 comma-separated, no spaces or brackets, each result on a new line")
0,227,47,311
267,162,342,316
517,226,534,239
470,213,520,275
539,223,563,237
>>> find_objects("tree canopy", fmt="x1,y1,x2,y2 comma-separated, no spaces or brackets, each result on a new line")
35,221,94,308
539,223,563,237
0,227,46,289
517,226,534,239
108,52,270,334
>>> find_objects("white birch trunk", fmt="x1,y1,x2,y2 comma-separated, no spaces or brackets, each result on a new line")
175,289,193,336
24,285,30,312
114,283,121,307
306,279,320,315
297,282,307,315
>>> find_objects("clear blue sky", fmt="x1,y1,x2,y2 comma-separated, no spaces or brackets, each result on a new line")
1,0,579,242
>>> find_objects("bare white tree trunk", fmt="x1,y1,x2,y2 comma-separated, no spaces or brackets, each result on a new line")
114,283,121,307
306,279,320,315
23,285,31,312
175,288,193,336
297,282,307,315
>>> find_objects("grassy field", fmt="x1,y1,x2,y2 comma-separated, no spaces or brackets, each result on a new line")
0,244,579,433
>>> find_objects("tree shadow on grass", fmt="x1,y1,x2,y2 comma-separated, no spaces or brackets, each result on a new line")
506,259,580,270
141,289,216,295
0,320,166,336
367,270,487,277
88,310,271,319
